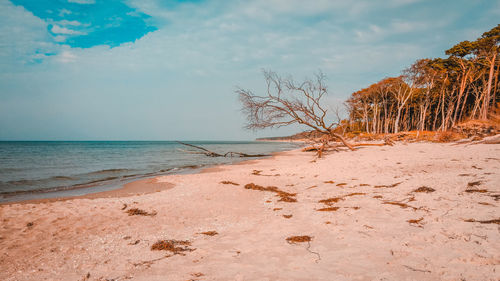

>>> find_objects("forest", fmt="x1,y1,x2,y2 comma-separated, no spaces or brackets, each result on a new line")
346,24,499,134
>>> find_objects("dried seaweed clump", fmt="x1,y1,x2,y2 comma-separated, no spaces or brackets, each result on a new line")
407,217,424,224
467,181,481,187
344,192,366,197
374,182,402,188
317,207,340,212
126,208,157,216
382,201,417,210
413,186,435,193
318,197,343,205
220,181,239,186
151,240,195,254
464,218,500,224
200,231,218,236
465,189,488,193
244,183,297,203
286,235,312,244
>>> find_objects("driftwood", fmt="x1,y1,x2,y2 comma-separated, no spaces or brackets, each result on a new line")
176,141,270,158
302,137,394,158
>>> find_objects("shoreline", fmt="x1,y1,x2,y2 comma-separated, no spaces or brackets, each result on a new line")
1,142,498,280
0,148,297,206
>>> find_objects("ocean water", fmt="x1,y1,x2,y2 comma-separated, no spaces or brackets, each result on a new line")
0,141,300,202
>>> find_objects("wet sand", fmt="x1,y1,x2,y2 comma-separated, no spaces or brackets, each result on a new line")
0,142,499,280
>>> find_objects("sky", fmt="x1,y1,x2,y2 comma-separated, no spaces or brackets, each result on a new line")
0,0,498,141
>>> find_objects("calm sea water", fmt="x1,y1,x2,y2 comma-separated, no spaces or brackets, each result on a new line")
0,141,300,202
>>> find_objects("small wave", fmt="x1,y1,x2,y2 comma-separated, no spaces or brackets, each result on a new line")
85,176,119,185
85,169,131,175
50,176,76,181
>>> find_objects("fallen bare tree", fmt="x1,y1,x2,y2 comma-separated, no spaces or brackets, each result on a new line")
237,70,355,152
176,141,270,157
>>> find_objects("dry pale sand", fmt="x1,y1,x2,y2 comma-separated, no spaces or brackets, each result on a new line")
0,142,499,281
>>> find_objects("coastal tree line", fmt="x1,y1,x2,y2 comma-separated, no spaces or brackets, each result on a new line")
346,24,499,134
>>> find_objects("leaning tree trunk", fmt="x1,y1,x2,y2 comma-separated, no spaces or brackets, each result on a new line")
481,53,497,120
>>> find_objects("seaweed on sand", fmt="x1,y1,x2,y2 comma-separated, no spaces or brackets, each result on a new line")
464,218,500,224
407,217,424,225
382,201,418,210
200,231,218,236
413,186,435,193
465,189,488,193
286,235,312,243
318,197,343,205
374,182,402,188
467,181,482,187
220,181,239,186
344,192,366,197
316,207,340,212
151,240,195,254
244,183,297,203
126,208,157,216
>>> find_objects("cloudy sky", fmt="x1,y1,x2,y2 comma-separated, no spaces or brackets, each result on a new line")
0,0,498,140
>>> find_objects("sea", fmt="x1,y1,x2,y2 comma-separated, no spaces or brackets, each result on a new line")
0,141,300,203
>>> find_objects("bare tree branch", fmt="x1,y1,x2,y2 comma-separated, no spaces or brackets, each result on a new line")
237,70,354,150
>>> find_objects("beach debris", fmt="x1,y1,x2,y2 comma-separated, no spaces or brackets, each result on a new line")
220,181,239,186
403,265,431,273
316,207,340,212
336,183,347,186
176,141,269,157
200,231,218,236
191,272,205,278
465,189,488,193
407,217,424,225
413,186,436,193
324,180,335,184
467,181,482,187
251,170,262,175
286,235,321,262
121,203,128,210
464,218,500,224
374,182,402,188
319,197,344,205
244,183,297,203
318,193,365,208
283,214,293,218
273,208,282,211
26,222,34,228
344,192,366,197
129,240,140,245
126,208,157,216
151,239,195,254
478,202,494,206
373,195,383,199
382,201,418,210
286,235,312,244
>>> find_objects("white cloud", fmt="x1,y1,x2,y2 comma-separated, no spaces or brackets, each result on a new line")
59,8,71,16
51,24,85,35
57,20,82,26
0,0,59,67
56,50,77,63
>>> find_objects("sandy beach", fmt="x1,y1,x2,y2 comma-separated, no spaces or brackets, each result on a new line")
1,142,499,280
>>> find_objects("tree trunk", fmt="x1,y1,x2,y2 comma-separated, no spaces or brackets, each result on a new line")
481,52,497,119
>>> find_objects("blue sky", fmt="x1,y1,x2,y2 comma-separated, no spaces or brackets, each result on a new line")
0,0,498,140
